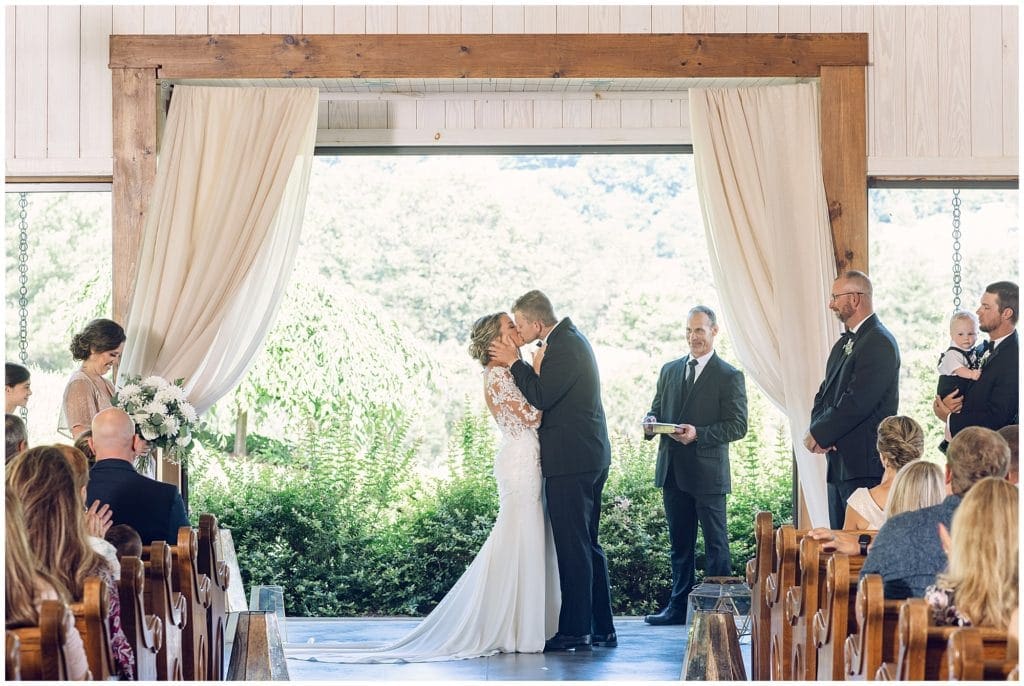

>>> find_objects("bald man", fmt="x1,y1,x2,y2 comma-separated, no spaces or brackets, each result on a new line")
86,408,189,546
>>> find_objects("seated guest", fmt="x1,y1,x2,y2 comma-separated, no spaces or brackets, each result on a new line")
5,362,31,414
859,426,1009,599
105,524,143,560
55,444,118,573
5,412,27,462
7,446,136,679
925,477,1017,626
884,460,946,518
74,429,96,467
5,489,90,680
86,408,189,545
844,415,924,530
997,424,1018,484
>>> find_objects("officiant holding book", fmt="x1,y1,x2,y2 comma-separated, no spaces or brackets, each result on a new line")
641,305,747,625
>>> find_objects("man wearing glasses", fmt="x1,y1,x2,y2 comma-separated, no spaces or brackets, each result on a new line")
805,271,901,528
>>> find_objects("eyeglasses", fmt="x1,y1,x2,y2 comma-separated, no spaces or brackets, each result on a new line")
829,291,864,303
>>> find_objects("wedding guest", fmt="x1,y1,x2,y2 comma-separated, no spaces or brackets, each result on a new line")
55,444,118,573
104,524,143,561
843,415,923,530
884,460,945,519
936,311,981,398
74,429,96,467
997,424,1018,484
5,489,90,680
806,270,900,528
5,362,31,414
59,318,126,439
5,413,27,462
7,446,135,678
924,477,1018,626
87,408,189,546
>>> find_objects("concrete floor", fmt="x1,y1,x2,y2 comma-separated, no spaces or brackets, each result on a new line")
279,616,752,681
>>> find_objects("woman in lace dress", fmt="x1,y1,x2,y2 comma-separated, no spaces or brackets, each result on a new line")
289,312,559,663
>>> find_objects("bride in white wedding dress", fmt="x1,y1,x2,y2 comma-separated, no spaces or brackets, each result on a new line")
288,313,560,663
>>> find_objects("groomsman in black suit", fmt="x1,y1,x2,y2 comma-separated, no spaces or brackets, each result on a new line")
806,271,900,529
642,306,747,626
489,290,615,652
934,281,1019,439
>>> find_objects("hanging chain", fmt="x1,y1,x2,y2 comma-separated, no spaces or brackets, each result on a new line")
17,192,29,421
951,189,962,311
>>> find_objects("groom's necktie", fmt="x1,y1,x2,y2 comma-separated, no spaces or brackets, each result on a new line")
682,358,698,406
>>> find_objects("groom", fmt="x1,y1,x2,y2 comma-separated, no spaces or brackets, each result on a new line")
489,290,616,652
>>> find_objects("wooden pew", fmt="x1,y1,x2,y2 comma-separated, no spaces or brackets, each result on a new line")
767,525,806,679
746,511,774,681
119,555,163,681
173,526,213,681
198,513,231,681
5,632,20,681
947,627,1017,680
812,552,865,680
68,576,116,680
844,574,902,680
891,599,1009,680
786,535,833,680
142,542,188,681
8,600,68,680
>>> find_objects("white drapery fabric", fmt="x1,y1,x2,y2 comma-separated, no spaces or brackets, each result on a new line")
689,82,841,527
119,86,319,414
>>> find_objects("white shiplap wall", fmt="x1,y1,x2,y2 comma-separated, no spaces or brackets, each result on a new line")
4,4,1019,178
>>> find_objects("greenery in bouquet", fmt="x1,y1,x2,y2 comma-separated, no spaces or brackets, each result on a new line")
112,375,198,467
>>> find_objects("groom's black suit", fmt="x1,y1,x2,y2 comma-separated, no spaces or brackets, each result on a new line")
809,313,900,528
510,317,614,639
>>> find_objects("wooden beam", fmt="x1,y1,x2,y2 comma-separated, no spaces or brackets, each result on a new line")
109,33,869,79
111,67,158,324
820,65,868,273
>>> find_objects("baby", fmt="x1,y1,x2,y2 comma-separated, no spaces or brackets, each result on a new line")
936,310,981,398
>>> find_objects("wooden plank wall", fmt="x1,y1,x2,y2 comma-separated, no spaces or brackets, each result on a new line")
5,4,1019,178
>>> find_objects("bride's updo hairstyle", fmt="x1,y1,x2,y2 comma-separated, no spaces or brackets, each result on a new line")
876,415,924,470
468,313,505,366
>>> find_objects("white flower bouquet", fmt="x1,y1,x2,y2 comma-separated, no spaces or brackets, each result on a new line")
113,375,198,465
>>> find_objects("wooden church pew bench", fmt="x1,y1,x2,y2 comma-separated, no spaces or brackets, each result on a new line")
6,631,20,681
119,555,163,681
68,576,116,680
142,542,188,681
9,600,68,680
787,535,836,680
947,627,1017,681
844,574,902,680
813,551,866,680
173,526,213,681
198,513,231,681
767,525,806,679
746,511,774,681
893,598,1008,680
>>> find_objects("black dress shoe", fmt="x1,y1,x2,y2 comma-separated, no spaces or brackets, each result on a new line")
592,631,617,647
644,607,687,626
544,633,592,652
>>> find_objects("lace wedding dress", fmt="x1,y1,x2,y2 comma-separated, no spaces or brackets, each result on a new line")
288,365,560,663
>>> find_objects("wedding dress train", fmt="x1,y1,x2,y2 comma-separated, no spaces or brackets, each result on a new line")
288,365,560,663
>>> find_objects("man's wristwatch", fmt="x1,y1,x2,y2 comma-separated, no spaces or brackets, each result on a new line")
858,533,871,556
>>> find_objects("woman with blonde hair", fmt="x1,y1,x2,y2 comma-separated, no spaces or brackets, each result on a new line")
6,446,135,678
885,460,946,518
844,415,925,529
5,489,90,679
54,443,119,571
925,477,1018,627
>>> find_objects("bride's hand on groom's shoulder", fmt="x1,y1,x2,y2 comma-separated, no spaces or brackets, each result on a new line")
488,335,521,367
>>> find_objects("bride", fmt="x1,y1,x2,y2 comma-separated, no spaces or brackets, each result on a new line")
289,312,560,663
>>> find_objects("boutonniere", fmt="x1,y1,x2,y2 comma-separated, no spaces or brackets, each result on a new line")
979,349,992,368
843,339,854,356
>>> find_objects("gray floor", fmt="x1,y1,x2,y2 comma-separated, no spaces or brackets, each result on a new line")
277,616,751,681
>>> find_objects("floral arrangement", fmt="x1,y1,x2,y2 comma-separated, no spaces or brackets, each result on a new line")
112,375,198,465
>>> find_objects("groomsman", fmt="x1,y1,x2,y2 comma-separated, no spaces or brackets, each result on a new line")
806,271,900,529
642,306,747,625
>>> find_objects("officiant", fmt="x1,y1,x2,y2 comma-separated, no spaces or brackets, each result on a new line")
641,305,748,626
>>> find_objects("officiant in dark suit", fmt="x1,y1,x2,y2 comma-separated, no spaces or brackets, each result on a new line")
935,281,1019,439
641,305,747,626
489,290,615,652
806,270,900,529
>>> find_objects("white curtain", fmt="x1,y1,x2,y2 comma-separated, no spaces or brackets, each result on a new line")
689,82,841,527
119,86,319,414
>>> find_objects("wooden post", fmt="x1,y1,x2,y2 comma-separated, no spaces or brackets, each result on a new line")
819,65,869,274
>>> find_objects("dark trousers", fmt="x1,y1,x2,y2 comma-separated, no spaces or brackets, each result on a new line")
545,467,614,637
827,476,882,529
663,468,731,611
